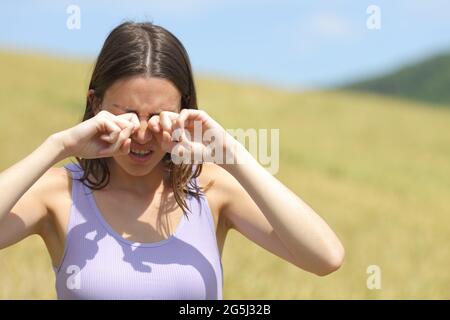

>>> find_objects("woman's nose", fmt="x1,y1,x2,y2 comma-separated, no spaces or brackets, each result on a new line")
132,120,152,143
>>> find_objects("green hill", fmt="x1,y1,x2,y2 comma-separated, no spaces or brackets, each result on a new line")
341,52,450,106
1,50,450,299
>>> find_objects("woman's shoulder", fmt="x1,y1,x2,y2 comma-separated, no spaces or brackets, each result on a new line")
46,165,73,189
41,165,74,212
197,162,240,197
196,163,237,228
29,166,72,201
196,163,235,240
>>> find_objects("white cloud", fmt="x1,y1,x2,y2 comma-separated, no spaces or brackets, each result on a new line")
276,11,360,56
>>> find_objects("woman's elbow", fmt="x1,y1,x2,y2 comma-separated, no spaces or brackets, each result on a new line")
314,243,345,277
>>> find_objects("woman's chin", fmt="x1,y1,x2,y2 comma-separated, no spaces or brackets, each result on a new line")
113,152,165,175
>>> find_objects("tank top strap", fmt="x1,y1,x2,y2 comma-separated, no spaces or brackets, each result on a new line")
62,162,96,236
184,174,217,244
64,162,83,180
53,162,90,273
185,174,223,292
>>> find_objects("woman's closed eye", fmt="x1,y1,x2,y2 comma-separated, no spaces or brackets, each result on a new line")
123,109,160,121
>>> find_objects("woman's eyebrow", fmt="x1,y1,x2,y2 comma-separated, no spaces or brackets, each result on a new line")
112,103,177,115
112,103,165,116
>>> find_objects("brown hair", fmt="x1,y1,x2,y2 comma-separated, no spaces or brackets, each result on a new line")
71,21,206,218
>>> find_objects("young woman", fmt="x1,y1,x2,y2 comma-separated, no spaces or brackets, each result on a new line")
0,21,344,300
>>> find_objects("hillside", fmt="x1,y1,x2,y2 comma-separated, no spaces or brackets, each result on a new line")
341,52,450,106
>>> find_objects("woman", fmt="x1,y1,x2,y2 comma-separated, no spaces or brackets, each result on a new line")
0,21,344,299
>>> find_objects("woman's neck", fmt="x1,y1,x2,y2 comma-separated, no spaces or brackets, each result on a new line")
106,160,171,197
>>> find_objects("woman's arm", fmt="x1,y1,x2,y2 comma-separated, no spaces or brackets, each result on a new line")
154,108,345,276
0,134,67,249
219,140,345,276
0,110,139,249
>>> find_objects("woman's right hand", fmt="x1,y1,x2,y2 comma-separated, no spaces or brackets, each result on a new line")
57,110,140,159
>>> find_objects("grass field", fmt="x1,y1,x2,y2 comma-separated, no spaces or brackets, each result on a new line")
0,51,449,299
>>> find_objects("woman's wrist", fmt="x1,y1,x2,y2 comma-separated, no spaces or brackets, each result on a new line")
218,133,255,172
45,132,71,163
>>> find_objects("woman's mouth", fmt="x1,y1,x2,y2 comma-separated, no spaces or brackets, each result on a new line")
129,149,153,163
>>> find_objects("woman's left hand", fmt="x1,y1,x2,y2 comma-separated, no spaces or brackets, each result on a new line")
148,109,236,164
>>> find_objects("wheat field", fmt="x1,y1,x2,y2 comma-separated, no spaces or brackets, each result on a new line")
0,51,449,299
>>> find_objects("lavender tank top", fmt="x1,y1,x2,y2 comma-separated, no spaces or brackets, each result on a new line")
53,163,223,300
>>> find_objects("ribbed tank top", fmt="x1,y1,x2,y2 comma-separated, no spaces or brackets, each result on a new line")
53,163,223,300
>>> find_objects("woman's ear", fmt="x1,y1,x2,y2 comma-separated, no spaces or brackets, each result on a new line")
87,89,101,114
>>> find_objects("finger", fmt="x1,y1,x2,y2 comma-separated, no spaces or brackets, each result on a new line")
173,109,192,142
176,109,191,130
160,111,180,133
102,110,136,131
160,112,175,134
163,131,172,146
100,133,111,141
177,109,208,133
117,124,134,151
148,115,161,133
160,130,183,153
97,117,122,142
116,113,140,134
151,124,164,147
109,123,134,153
119,138,131,154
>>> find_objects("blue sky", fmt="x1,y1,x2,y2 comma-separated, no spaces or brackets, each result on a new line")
1,0,450,89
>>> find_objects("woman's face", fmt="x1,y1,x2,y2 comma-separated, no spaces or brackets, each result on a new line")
99,75,182,176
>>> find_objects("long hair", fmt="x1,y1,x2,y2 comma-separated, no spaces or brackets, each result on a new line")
71,21,207,217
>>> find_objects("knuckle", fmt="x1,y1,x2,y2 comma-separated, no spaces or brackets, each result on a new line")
99,110,110,117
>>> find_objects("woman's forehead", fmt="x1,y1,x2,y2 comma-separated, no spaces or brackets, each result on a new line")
104,75,181,111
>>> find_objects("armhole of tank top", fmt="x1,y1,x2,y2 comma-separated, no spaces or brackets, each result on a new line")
187,165,219,242
54,163,79,275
